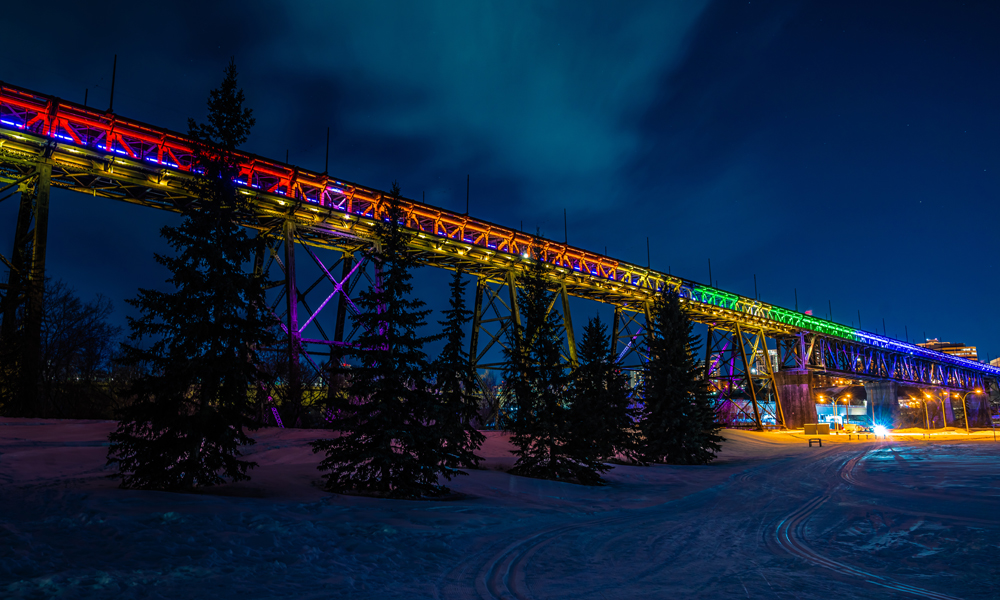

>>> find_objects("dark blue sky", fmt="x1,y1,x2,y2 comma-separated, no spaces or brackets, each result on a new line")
2,1,998,359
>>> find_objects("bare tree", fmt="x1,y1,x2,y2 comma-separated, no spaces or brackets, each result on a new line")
39,280,122,417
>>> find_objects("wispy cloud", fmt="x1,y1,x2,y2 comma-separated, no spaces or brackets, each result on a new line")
258,1,708,208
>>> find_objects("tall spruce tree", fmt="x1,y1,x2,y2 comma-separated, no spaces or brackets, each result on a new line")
505,246,600,484
312,183,449,498
430,268,485,475
640,292,723,464
107,59,275,489
568,315,642,467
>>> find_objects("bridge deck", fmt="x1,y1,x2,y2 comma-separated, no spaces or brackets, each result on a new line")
1,80,996,388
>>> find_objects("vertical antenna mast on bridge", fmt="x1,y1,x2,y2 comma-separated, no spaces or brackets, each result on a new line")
324,127,329,174
108,54,117,113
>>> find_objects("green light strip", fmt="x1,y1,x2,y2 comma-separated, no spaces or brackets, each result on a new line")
691,284,856,341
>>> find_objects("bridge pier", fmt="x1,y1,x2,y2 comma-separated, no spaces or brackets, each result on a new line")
772,371,818,428
864,380,900,428
965,393,993,428
0,164,51,416
0,179,33,341
283,220,303,423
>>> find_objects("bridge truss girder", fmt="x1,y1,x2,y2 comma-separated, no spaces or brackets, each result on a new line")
2,81,997,420
776,332,988,392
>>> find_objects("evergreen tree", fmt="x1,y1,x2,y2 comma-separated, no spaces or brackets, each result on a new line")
429,268,485,475
640,292,723,465
568,315,642,467
505,245,600,484
107,60,275,490
312,183,449,498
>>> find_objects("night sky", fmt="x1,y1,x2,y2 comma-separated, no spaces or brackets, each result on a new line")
2,1,998,360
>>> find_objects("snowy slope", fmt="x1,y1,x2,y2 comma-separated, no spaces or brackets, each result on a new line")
2,419,998,599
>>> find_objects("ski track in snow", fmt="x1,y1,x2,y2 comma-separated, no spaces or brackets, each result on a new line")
773,446,962,600
3,420,1000,599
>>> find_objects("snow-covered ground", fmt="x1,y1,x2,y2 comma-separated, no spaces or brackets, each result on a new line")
2,419,998,599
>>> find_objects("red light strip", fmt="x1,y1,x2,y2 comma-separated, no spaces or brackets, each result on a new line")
0,81,650,287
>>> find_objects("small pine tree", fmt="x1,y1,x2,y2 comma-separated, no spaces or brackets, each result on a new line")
312,183,448,498
107,60,275,490
640,292,723,465
430,268,485,475
568,315,642,467
505,245,601,484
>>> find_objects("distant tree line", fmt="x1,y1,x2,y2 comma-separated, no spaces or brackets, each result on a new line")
0,61,723,498
0,279,126,419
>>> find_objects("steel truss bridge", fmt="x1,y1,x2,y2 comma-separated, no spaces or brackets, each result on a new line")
1,81,997,429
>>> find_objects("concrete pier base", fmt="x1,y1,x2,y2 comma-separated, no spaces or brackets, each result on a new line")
864,380,900,428
966,394,993,428
773,371,818,428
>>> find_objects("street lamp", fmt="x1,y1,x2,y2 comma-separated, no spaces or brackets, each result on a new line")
816,394,828,425
817,392,852,430
840,393,852,424
922,393,934,430
925,391,949,429
954,388,984,433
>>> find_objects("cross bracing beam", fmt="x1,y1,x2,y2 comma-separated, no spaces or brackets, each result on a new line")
2,80,997,394
706,324,785,429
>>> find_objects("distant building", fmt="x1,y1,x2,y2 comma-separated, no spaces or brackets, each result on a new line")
917,338,978,361
990,357,1000,368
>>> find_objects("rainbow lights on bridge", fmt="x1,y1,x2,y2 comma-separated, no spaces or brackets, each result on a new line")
2,79,998,397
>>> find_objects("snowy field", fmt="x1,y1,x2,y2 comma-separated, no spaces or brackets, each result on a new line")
2,419,999,599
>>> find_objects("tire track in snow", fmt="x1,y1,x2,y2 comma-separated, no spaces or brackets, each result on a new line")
446,451,834,599
841,444,998,527
461,467,784,600
773,447,963,600
475,522,576,600
446,444,978,599
469,510,644,600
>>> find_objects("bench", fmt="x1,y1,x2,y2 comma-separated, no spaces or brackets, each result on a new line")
808,438,822,447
